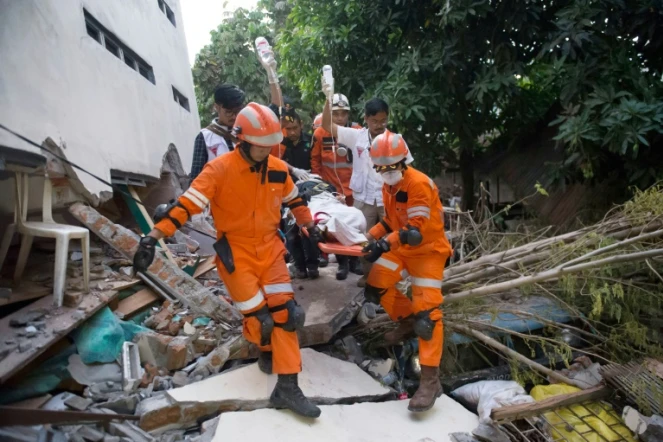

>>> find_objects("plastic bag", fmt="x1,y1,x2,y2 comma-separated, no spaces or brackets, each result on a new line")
531,384,636,442
72,307,148,364
451,380,535,424
307,193,367,245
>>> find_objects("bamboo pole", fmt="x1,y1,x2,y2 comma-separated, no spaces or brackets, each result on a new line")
448,323,590,389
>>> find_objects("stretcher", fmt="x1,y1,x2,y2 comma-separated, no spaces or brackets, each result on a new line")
302,227,366,257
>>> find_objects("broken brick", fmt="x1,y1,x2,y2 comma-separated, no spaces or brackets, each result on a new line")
63,292,84,308
166,343,187,371
68,203,241,324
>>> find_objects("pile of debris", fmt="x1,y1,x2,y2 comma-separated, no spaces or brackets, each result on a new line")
1,184,663,441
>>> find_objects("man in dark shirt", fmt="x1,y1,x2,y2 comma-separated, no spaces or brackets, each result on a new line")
280,111,320,279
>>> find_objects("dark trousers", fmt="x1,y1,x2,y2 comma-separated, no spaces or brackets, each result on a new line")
286,224,319,271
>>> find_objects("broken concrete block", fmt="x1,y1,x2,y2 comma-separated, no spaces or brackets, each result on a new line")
43,392,78,411
93,393,140,415
166,243,188,254
64,292,84,307
108,422,155,442
174,230,200,253
78,425,105,442
212,397,479,441
190,335,247,379
69,203,241,325
183,322,196,336
366,358,394,379
172,371,188,388
166,339,188,371
122,342,142,392
18,340,33,353
138,348,393,432
10,308,48,327
24,325,38,337
170,348,391,405
64,394,93,411
103,437,121,442
135,333,173,368
68,354,123,386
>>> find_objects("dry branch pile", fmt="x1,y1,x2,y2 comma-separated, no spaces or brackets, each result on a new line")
360,186,663,382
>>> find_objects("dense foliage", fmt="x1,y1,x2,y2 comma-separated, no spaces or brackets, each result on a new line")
192,1,663,210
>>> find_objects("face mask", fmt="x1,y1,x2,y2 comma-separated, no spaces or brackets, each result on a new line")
381,170,403,186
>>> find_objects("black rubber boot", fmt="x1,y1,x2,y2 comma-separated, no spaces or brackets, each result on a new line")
270,374,322,418
258,351,272,374
307,265,320,279
294,268,308,279
336,257,349,280
349,257,363,275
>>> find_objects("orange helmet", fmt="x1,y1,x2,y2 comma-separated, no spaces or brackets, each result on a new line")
370,130,409,166
313,113,323,130
234,102,283,147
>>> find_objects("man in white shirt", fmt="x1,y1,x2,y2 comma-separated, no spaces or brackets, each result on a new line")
190,84,246,180
322,97,413,286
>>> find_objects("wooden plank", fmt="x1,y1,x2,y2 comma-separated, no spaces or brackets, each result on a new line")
490,385,611,422
127,186,176,264
0,284,50,307
7,394,52,409
115,288,159,317
107,279,141,291
0,290,118,383
193,257,217,278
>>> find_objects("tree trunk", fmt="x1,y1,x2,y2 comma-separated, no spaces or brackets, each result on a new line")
459,139,475,212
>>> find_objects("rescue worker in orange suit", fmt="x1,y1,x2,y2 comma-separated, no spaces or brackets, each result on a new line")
362,130,452,412
310,93,363,280
133,103,323,419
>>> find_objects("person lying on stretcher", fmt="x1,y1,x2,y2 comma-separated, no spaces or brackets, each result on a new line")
295,179,369,267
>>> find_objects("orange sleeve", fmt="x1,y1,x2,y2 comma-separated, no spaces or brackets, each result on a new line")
154,160,219,236
368,220,388,239
403,180,433,232
310,128,324,175
282,172,312,226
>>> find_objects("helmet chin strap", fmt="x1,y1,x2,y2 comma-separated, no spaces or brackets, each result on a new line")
240,142,268,183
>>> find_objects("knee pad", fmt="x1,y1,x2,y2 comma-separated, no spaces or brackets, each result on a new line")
271,300,306,332
246,304,274,346
364,284,387,305
413,309,438,341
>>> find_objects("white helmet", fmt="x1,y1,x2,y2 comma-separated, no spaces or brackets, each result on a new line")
332,93,350,111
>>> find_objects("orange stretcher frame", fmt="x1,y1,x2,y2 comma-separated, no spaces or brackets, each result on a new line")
301,227,366,257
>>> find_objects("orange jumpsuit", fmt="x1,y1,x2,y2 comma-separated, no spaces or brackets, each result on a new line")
366,167,452,367
155,149,312,374
310,124,361,206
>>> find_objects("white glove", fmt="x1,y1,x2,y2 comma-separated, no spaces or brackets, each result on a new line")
291,168,312,182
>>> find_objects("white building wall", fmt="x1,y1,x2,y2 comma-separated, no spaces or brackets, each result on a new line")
0,0,200,198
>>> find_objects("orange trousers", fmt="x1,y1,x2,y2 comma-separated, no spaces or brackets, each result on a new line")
367,250,445,367
216,235,301,374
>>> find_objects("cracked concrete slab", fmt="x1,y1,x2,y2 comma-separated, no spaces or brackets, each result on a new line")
137,349,393,432
212,396,479,442
292,266,364,347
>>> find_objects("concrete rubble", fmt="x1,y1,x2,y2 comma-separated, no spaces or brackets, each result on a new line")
6,187,644,442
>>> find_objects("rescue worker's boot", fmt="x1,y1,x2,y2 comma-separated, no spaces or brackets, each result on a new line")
307,264,320,279
336,256,349,280
384,315,416,345
349,257,363,275
258,351,272,374
270,374,321,418
408,365,443,412
294,268,308,279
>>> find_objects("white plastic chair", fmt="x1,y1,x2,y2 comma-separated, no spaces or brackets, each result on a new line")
0,172,90,306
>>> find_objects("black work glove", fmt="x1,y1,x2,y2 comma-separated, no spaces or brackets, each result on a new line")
133,236,158,273
307,225,324,245
362,238,390,263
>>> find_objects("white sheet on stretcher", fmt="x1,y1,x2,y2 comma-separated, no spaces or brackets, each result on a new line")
307,193,367,246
